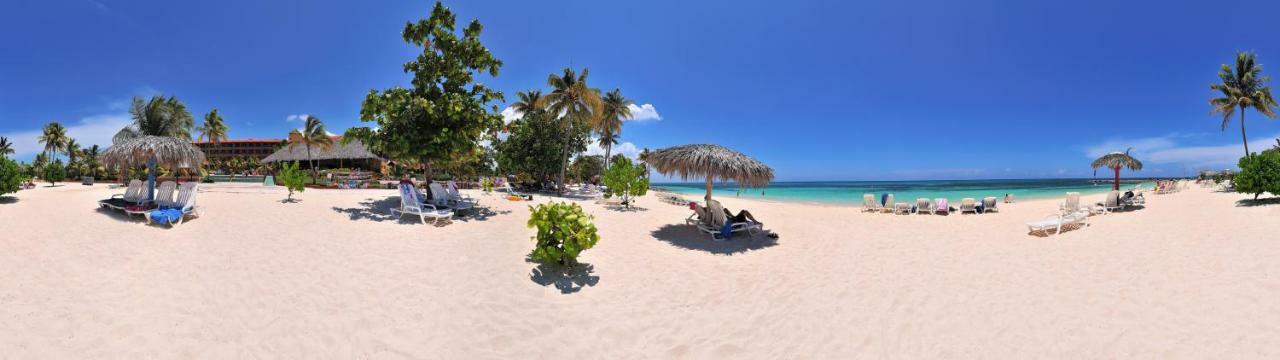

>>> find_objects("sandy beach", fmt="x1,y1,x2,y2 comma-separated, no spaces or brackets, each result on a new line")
1,182,1278,358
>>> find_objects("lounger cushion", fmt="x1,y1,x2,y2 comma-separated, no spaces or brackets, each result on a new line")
149,208,184,224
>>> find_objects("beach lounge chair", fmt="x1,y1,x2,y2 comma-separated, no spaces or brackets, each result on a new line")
981,197,999,213
1027,210,1089,236
447,180,478,205
862,194,883,213
1059,192,1083,214
693,200,762,241
503,183,533,200
914,198,932,214
1093,190,1123,214
958,198,977,214
391,183,453,225
880,194,897,214
127,181,176,217
934,198,950,215
893,202,911,215
145,182,202,227
99,180,145,210
428,183,470,212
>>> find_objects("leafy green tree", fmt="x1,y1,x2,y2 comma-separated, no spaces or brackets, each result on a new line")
64,138,80,178
31,153,47,177
290,116,334,184
344,1,504,182
601,157,649,209
1211,51,1278,157
543,68,602,194
0,137,14,156
83,145,102,179
277,161,307,202
495,110,587,182
570,155,604,184
0,157,22,197
1235,151,1280,199
528,202,600,266
42,160,66,186
596,89,632,170
38,121,68,161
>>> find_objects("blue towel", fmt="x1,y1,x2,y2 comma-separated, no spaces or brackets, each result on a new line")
881,193,889,206
720,222,733,240
149,207,184,224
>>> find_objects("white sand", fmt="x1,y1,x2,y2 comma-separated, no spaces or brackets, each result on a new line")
1,182,1278,358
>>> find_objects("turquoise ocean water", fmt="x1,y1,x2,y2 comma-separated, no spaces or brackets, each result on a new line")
654,179,1157,205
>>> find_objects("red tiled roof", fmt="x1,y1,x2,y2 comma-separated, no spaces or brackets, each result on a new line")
193,139,286,145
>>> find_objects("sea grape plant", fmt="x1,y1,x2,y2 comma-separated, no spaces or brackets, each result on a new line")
277,161,307,202
528,202,600,265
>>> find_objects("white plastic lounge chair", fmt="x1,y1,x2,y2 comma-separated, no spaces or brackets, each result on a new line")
934,198,950,215
893,202,911,215
862,194,883,213
958,198,977,214
432,182,473,212
1059,192,1082,214
99,180,144,210
982,197,999,213
914,198,932,214
146,182,202,227
1093,190,1123,214
880,194,896,214
447,180,478,206
391,183,453,225
694,200,762,241
127,181,176,217
1027,210,1089,236
503,183,532,200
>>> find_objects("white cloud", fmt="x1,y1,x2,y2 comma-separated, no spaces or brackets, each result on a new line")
626,104,661,122
286,114,309,122
500,107,521,124
1084,133,1280,169
1,113,132,160
583,138,641,160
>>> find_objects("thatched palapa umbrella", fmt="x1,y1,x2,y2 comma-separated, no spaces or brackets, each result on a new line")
1091,147,1143,191
646,144,774,201
99,135,206,201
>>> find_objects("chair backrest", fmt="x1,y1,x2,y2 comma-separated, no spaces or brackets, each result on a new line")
155,181,177,206
961,198,976,208
124,180,145,202
885,194,895,206
173,183,199,211
707,199,728,227
935,198,948,212
863,194,879,208
916,198,930,210
428,183,450,206
399,183,423,212
983,197,997,209
1106,190,1120,207
447,180,461,198
1064,192,1080,211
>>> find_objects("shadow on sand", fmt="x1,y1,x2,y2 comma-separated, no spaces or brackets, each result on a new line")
1236,197,1280,207
94,206,143,223
650,224,778,255
332,197,513,224
603,205,648,212
0,196,17,204
528,259,599,294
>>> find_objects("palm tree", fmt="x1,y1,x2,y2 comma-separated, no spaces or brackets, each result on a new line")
0,137,14,157
114,96,196,143
38,121,68,161
637,147,651,178
288,116,334,184
597,89,633,171
84,145,101,179
542,68,602,194
197,108,229,143
1210,51,1278,157
64,139,81,178
1091,148,1143,191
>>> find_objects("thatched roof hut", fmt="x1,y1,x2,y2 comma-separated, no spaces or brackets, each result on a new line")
99,135,206,170
646,144,774,200
262,138,384,163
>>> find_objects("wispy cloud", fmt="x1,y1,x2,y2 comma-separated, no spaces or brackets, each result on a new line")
1083,133,1280,169
500,107,521,124
584,138,641,160
626,104,661,122
888,168,989,180
286,114,310,122
86,0,110,13
1,113,132,160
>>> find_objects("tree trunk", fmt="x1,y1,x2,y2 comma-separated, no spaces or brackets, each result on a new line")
1113,166,1120,191
1240,109,1250,157
307,144,315,185
603,144,612,174
557,122,571,195
705,175,713,201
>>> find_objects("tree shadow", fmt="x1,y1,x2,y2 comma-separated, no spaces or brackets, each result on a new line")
603,205,648,212
650,224,778,255
94,206,143,223
452,206,511,222
1236,197,1280,207
1027,223,1087,237
331,196,404,223
0,196,17,204
528,259,599,294
279,198,302,204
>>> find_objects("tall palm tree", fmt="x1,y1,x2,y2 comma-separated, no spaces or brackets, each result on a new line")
542,67,602,194
1210,51,1278,157
38,121,68,161
596,89,633,171
0,137,14,157
503,90,544,135
288,115,334,184
84,145,101,179
637,147,651,178
64,139,81,178
197,108,229,143
1091,148,1143,191
114,95,196,143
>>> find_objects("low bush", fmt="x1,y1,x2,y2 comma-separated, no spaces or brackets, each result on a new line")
42,160,65,186
527,202,599,266
0,157,23,196
277,161,307,201
1235,151,1280,199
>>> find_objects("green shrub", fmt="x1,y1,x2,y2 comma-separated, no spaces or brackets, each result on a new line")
601,157,648,208
481,177,494,193
42,160,66,186
0,157,23,196
1235,151,1280,199
527,202,600,266
277,161,307,201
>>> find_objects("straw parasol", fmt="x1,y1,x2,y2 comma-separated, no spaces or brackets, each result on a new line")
99,135,206,201
1090,147,1143,191
645,144,774,201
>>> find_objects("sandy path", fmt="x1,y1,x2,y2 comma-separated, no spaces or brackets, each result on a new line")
0,182,1277,358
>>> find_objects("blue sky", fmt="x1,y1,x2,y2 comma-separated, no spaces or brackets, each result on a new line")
3,0,1280,181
